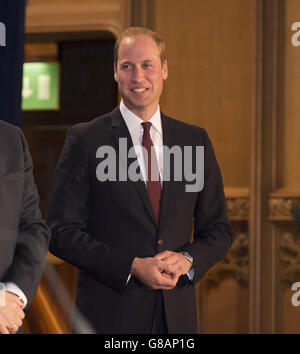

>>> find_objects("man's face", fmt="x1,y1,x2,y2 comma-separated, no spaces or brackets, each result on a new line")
114,34,168,120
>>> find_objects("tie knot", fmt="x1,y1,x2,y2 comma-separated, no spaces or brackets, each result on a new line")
142,122,152,135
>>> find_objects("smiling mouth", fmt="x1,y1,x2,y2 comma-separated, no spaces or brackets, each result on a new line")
131,88,149,94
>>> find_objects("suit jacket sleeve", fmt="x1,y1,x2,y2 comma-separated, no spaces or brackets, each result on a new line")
179,128,233,284
4,128,50,306
47,127,135,294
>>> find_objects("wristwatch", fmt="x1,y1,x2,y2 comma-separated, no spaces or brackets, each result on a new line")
181,252,193,272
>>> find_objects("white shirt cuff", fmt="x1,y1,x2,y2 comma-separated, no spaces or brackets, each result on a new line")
5,282,27,308
187,268,194,281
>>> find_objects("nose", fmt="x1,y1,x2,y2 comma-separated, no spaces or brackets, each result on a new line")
132,66,144,82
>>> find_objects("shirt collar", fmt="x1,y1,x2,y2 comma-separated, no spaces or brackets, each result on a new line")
120,100,162,136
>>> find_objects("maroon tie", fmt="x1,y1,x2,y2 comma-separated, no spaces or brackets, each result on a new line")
141,122,162,222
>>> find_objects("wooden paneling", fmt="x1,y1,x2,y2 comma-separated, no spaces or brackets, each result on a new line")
154,0,256,188
264,0,300,334
26,0,132,37
283,0,300,189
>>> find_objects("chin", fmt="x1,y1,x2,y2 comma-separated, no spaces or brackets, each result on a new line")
127,99,148,110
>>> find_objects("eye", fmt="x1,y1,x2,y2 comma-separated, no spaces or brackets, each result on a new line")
142,62,153,69
121,63,133,71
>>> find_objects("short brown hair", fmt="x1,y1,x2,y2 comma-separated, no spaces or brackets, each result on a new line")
114,27,166,66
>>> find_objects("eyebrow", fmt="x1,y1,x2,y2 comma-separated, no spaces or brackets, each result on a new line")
120,59,154,66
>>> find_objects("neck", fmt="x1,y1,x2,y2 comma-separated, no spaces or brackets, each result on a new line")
122,101,159,121
132,111,154,121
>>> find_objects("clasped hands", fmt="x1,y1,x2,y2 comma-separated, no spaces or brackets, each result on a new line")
130,251,191,290
0,292,25,334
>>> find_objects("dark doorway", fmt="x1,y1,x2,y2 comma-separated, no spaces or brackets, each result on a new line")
22,38,117,216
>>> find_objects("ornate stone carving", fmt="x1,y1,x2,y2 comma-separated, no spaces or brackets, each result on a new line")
226,197,249,221
204,231,249,286
269,197,300,221
201,194,250,286
280,232,300,283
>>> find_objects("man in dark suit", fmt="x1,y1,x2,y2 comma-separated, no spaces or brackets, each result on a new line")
0,120,50,334
47,27,233,334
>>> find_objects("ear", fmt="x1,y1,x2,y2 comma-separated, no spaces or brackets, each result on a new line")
162,60,168,80
114,63,118,82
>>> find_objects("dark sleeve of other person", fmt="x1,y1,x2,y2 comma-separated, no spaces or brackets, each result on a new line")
1,125,50,307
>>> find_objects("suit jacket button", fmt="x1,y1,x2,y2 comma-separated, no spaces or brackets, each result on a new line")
158,239,163,246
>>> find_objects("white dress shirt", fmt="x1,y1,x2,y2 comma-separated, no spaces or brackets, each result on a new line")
120,100,163,186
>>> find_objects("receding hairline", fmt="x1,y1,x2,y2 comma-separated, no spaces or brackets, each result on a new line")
114,27,166,65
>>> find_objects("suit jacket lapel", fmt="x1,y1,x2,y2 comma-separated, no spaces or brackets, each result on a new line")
158,113,177,235
110,106,158,225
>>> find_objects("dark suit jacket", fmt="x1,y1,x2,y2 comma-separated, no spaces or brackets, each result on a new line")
0,120,50,307
47,106,233,334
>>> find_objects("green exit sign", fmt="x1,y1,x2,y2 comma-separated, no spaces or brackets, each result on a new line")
22,62,59,110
